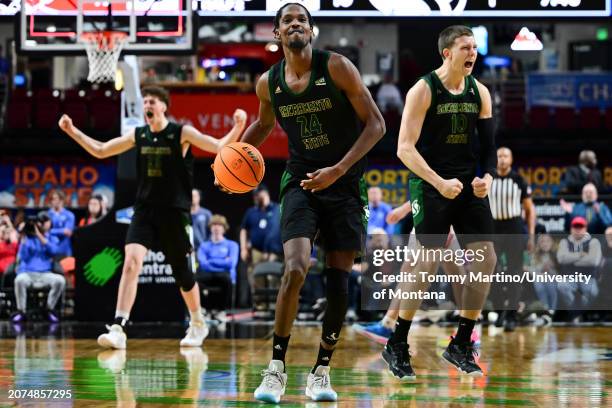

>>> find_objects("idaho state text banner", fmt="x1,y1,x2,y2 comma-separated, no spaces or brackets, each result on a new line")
0,159,116,209
169,93,289,159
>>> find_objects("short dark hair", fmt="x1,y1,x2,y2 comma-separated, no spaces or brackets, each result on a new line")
141,86,170,108
438,25,473,59
273,2,314,31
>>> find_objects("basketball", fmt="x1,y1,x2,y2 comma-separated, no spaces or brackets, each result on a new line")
213,142,265,193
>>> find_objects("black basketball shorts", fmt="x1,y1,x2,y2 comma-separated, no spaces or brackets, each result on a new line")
409,178,493,248
279,171,368,252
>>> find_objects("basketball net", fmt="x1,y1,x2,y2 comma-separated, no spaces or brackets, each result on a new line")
81,31,128,83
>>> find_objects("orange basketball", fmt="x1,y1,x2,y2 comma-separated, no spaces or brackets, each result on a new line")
213,142,265,193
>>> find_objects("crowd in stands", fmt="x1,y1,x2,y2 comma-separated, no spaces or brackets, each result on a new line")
0,145,610,327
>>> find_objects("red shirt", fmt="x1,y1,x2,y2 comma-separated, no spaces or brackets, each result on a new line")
0,241,18,274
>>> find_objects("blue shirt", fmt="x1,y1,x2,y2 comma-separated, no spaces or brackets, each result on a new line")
567,202,612,234
17,234,60,273
191,207,212,249
197,238,239,284
367,202,394,235
48,208,75,256
240,203,281,252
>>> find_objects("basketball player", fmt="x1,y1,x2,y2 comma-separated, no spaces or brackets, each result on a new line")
231,3,384,403
383,25,497,379
58,86,247,349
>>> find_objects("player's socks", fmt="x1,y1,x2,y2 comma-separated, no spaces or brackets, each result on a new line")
272,333,290,369
312,343,334,373
387,317,411,345
454,317,476,344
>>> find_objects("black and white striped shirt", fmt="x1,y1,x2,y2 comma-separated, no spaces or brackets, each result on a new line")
490,170,531,220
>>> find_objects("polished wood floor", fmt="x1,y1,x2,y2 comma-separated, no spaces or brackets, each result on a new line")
0,323,610,407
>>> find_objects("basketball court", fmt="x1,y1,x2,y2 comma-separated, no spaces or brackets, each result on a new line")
1,322,610,407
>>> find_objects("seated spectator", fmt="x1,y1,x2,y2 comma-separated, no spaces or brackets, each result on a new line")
196,215,239,311
11,212,66,324
562,150,604,194
79,195,105,227
0,210,18,275
376,74,404,113
191,188,212,250
531,234,559,319
48,190,75,258
603,226,612,267
556,216,602,320
240,184,281,308
367,187,394,235
560,183,612,234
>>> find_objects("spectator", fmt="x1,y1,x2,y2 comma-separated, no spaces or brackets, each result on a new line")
560,183,612,234
191,189,212,250
47,190,75,258
367,186,394,235
556,216,602,320
376,74,404,113
0,210,18,275
11,212,66,324
603,226,612,267
196,215,239,311
531,234,559,321
240,184,281,308
562,150,604,194
79,195,104,227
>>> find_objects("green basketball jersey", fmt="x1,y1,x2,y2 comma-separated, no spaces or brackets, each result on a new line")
268,49,365,181
416,71,482,181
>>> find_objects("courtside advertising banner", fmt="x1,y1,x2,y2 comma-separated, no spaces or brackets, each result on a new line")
0,159,116,209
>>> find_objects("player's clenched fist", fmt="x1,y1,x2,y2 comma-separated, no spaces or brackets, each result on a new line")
437,178,463,199
58,114,73,132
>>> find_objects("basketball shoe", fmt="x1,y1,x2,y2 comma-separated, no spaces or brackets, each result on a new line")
254,360,287,403
98,324,127,349
382,341,416,380
442,337,483,376
180,321,209,347
305,365,337,401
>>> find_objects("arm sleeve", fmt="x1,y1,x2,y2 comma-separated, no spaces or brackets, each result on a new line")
477,118,497,177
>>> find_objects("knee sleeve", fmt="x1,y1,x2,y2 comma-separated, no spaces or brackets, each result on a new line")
322,268,349,346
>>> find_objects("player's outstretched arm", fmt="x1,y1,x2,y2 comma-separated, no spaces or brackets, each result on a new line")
240,72,276,147
58,114,135,159
182,109,247,154
397,80,463,200
301,54,385,193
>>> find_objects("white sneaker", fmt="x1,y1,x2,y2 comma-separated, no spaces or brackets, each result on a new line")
305,365,337,402
97,349,126,374
180,321,209,347
254,360,287,404
97,324,127,349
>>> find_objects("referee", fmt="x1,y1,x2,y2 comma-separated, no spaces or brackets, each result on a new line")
489,147,535,331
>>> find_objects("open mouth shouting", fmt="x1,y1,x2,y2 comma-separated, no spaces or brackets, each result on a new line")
145,111,154,119
464,61,474,69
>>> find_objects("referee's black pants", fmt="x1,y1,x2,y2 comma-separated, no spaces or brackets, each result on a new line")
492,218,526,311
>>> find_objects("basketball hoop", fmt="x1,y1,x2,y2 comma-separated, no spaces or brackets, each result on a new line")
81,31,128,83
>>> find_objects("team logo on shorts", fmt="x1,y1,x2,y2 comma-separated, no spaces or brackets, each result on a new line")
363,205,370,221
412,199,421,217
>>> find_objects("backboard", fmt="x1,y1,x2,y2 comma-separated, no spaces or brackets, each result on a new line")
18,0,195,54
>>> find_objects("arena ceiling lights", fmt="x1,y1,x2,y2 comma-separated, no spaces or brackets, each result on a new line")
192,0,611,18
